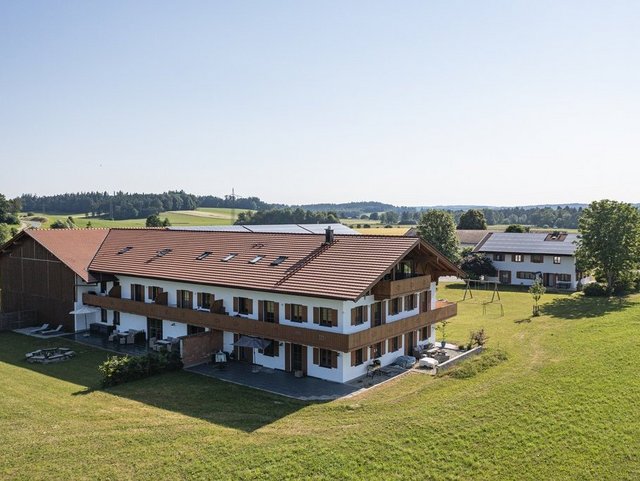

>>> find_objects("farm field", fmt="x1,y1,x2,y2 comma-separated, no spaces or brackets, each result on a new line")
20,207,251,229
1,284,639,480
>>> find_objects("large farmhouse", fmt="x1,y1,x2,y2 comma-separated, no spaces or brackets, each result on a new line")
0,227,462,383
474,231,584,290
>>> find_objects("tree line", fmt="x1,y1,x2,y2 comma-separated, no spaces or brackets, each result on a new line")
236,208,339,225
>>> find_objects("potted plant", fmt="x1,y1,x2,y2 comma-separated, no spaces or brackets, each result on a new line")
436,320,449,348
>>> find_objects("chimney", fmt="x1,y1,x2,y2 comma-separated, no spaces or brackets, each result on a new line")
325,227,334,244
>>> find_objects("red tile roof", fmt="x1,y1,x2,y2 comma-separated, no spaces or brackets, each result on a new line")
89,229,461,300
24,229,109,282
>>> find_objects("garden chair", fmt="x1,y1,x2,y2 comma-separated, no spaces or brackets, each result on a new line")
42,325,63,336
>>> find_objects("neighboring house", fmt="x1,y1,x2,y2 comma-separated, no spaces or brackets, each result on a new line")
82,227,462,383
0,229,110,331
473,232,584,290
405,228,489,250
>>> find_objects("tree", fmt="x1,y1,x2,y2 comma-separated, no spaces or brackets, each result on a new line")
385,211,399,224
457,209,487,230
146,214,163,227
162,217,171,227
459,253,497,280
505,224,530,233
0,224,11,244
50,220,68,229
576,199,640,295
369,212,379,221
416,210,460,262
529,279,546,316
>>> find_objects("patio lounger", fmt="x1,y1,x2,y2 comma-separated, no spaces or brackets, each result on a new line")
30,324,49,334
41,325,63,336
126,333,136,344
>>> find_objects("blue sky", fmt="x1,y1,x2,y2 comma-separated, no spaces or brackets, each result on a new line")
1,1,638,206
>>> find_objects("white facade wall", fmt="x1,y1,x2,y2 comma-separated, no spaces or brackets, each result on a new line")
485,254,578,290
83,274,439,383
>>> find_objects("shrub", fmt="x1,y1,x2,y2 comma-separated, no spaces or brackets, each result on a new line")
469,328,488,347
446,349,508,379
99,350,183,387
583,282,608,297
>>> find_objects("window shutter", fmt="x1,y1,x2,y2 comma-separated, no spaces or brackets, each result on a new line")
380,342,386,356
233,297,239,312
247,299,253,314
362,347,368,363
331,351,338,368
285,304,291,320
313,307,320,324
273,341,280,357
197,292,202,308
313,348,319,365
331,309,338,327
302,306,308,322
274,303,280,324
351,308,357,326
363,306,368,323
258,301,264,321
381,302,387,324
351,350,357,367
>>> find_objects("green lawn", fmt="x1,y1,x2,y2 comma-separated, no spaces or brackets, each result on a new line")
21,207,251,229
1,285,639,480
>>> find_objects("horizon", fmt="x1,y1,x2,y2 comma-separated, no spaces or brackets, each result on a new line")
1,2,639,205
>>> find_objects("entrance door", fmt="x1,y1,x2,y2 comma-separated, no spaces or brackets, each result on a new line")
499,270,512,284
405,331,415,355
543,273,556,288
286,343,307,375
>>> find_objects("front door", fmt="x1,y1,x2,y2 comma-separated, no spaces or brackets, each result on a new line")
499,270,511,284
286,343,307,375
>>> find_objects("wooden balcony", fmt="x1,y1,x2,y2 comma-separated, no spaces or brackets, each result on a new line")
82,293,457,352
372,275,431,300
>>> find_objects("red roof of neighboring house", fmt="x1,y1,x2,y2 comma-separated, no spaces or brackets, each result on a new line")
22,229,109,282
89,229,462,300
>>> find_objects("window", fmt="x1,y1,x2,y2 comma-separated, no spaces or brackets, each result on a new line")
531,254,544,263
177,290,193,309
405,294,417,311
351,347,366,366
187,324,205,335
147,317,162,340
389,297,402,315
270,256,288,266
319,349,333,368
288,304,306,323
420,326,431,340
197,292,213,310
130,284,145,302
236,297,252,315
262,301,277,323
196,252,212,260
249,255,264,264
148,286,163,302
260,339,280,357
370,342,384,359
512,254,524,262
558,274,571,282
317,307,336,327
553,256,561,264
351,306,367,326
394,260,415,280
100,281,108,294
221,253,238,262
494,253,505,261
516,272,536,280
371,302,384,327
388,335,401,352
156,248,172,257
113,311,120,325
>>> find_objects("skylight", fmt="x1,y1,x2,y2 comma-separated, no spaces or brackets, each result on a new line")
270,256,288,266
196,251,212,260
117,246,133,255
249,255,264,264
221,253,238,262
156,248,172,257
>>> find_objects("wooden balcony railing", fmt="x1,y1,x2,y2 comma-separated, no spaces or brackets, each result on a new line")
82,293,457,352
372,275,431,300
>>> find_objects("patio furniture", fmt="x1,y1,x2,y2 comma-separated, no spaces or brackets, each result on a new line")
126,333,136,345
41,325,63,336
30,324,49,334
213,351,227,363
419,357,439,369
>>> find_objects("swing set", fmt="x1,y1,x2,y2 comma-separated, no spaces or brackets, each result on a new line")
461,279,504,316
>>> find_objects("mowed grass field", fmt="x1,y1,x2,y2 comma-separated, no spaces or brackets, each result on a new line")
21,207,251,229
1,285,639,480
